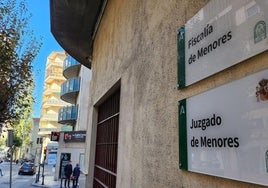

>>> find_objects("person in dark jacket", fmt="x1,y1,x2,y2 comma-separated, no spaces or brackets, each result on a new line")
0,160,3,176
64,160,73,188
72,163,81,188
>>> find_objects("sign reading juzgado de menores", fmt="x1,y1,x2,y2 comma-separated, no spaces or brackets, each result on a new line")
177,0,268,89
179,69,268,186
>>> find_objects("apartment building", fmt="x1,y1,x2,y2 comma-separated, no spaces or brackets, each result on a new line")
55,55,91,180
30,118,40,163
38,51,67,162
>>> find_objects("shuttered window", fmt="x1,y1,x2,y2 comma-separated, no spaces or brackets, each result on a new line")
93,89,120,188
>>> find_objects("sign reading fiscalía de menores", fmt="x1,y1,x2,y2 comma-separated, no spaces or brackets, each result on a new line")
177,0,268,88
179,69,268,186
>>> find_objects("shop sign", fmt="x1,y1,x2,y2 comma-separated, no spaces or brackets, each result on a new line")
64,131,86,142
179,69,268,186
178,0,268,88
50,131,60,142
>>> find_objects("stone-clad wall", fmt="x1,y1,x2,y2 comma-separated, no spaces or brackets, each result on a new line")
85,0,268,187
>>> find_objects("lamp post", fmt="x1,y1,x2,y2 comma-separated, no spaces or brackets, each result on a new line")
7,129,14,188
41,146,47,185
35,137,43,183
41,157,45,185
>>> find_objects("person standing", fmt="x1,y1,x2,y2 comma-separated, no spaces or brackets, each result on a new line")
72,163,81,188
0,159,3,176
64,160,73,188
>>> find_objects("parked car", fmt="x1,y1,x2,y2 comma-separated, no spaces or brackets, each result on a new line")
18,162,36,175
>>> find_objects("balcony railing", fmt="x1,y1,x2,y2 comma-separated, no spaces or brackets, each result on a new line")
45,72,65,84
43,86,61,95
46,59,62,68
45,72,63,79
40,113,58,121
43,98,67,108
63,56,81,78
64,56,80,70
58,105,78,124
60,77,80,104
38,127,60,136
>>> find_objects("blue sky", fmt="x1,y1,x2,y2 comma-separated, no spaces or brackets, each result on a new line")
27,1,63,117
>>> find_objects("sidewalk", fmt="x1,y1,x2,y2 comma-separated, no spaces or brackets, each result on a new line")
31,165,86,188
0,162,18,184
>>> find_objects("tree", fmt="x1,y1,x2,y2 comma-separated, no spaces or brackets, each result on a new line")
0,0,42,128
0,136,5,147
13,133,23,148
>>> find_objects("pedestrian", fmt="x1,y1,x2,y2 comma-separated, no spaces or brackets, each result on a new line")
72,163,81,188
64,160,73,188
64,160,73,187
0,159,3,176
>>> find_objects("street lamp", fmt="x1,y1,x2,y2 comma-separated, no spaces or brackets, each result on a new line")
7,129,14,188
35,137,43,183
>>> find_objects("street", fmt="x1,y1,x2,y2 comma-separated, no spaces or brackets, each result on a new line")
0,161,53,188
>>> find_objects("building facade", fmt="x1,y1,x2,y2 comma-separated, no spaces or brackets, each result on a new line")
31,118,40,163
54,55,91,180
50,0,268,188
39,51,67,162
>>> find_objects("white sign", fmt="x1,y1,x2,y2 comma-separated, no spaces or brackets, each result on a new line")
184,69,268,186
181,0,268,87
47,153,57,165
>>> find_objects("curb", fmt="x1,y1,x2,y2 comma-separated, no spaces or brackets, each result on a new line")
31,182,51,188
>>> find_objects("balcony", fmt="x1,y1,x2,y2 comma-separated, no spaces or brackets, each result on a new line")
43,86,61,95
58,105,78,124
40,113,58,121
38,127,60,136
60,77,80,104
43,98,67,108
46,59,63,68
45,71,65,83
63,56,81,79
